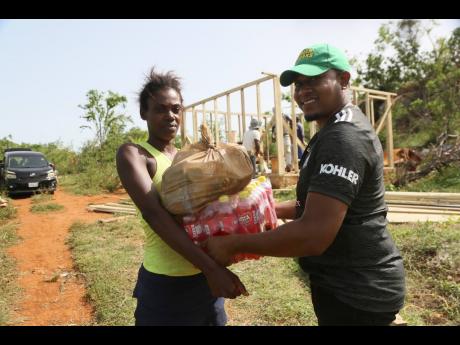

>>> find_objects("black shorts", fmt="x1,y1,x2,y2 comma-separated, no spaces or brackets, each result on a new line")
310,282,398,326
133,265,227,326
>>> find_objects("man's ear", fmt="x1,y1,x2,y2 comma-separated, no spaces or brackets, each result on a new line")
340,71,351,88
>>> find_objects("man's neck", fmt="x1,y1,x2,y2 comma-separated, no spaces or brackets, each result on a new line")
316,101,350,129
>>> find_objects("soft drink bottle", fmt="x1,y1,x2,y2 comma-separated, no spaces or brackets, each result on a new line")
252,180,269,232
257,176,278,230
199,201,219,241
235,191,254,234
183,214,204,244
237,187,261,261
246,185,263,233
215,195,238,236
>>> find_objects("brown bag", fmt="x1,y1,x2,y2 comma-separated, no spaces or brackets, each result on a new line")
161,124,253,215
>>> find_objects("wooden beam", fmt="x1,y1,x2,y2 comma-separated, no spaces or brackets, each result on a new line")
369,95,388,101
256,83,261,122
202,102,206,132
375,100,393,135
226,94,230,140
350,86,397,97
386,95,394,168
241,89,246,134
385,191,460,201
214,98,219,144
184,74,274,109
273,76,285,174
180,109,186,147
370,97,375,126
365,92,370,120
290,84,299,172
98,215,134,224
192,106,198,142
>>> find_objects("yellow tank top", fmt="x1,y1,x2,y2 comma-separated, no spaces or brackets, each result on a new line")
136,141,200,277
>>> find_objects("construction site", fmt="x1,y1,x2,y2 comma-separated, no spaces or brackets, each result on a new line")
85,72,460,225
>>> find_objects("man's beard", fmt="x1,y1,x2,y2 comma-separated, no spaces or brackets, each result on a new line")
304,113,323,122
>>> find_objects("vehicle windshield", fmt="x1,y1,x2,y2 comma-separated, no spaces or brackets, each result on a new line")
8,155,49,168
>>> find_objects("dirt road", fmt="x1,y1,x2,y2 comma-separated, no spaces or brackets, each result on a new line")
6,189,126,326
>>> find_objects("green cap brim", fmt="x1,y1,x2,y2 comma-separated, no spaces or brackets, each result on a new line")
280,64,330,87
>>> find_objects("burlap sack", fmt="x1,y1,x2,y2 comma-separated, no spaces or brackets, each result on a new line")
161,124,253,215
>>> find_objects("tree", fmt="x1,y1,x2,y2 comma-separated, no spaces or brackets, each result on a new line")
79,90,132,149
352,20,460,147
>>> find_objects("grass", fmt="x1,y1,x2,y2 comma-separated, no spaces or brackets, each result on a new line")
0,198,17,225
30,193,53,204
0,201,21,325
67,208,460,325
30,203,65,213
226,257,316,325
67,219,144,325
59,167,121,196
59,174,102,196
389,221,460,325
401,162,460,193
273,188,296,202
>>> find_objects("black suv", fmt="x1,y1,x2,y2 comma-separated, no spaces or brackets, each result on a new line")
0,148,57,195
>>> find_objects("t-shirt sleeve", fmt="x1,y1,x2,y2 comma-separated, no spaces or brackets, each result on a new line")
307,125,368,206
253,130,261,141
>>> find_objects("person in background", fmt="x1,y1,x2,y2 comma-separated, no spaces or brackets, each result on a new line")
242,118,262,177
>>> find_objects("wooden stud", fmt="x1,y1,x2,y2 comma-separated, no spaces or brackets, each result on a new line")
273,76,285,174
256,83,261,122
192,106,197,142
370,97,375,126
214,98,219,144
241,89,246,134
226,93,231,142
386,95,394,169
290,84,299,172
184,74,273,109
202,102,206,133
180,109,186,147
365,92,370,121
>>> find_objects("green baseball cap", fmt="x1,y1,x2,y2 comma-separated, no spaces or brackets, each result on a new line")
280,43,351,87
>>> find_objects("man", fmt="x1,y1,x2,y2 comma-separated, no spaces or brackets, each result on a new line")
242,118,262,177
116,68,247,326
296,116,306,161
271,113,294,172
282,114,293,172
205,44,406,326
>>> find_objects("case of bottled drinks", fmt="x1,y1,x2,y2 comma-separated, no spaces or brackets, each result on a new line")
181,176,278,264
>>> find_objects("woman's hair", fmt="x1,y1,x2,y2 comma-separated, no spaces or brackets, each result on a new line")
138,67,183,112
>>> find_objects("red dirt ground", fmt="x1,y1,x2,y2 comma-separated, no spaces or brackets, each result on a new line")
6,188,127,326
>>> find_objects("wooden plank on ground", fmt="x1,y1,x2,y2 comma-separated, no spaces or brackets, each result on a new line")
98,215,134,224
387,213,460,223
387,206,460,215
87,206,137,215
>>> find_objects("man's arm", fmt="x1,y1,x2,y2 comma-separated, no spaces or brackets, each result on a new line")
275,200,297,220
205,192,348,265
116,143,247,298
254,139,261,156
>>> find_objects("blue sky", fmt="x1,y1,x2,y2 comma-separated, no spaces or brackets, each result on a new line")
1,19,458,150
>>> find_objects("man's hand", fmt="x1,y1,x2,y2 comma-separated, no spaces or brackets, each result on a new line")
203,262,249,298
204,235,237,267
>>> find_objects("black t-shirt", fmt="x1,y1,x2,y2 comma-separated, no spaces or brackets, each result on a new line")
296,103,405,313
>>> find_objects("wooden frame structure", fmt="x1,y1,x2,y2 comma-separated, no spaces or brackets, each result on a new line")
181,72,397,181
